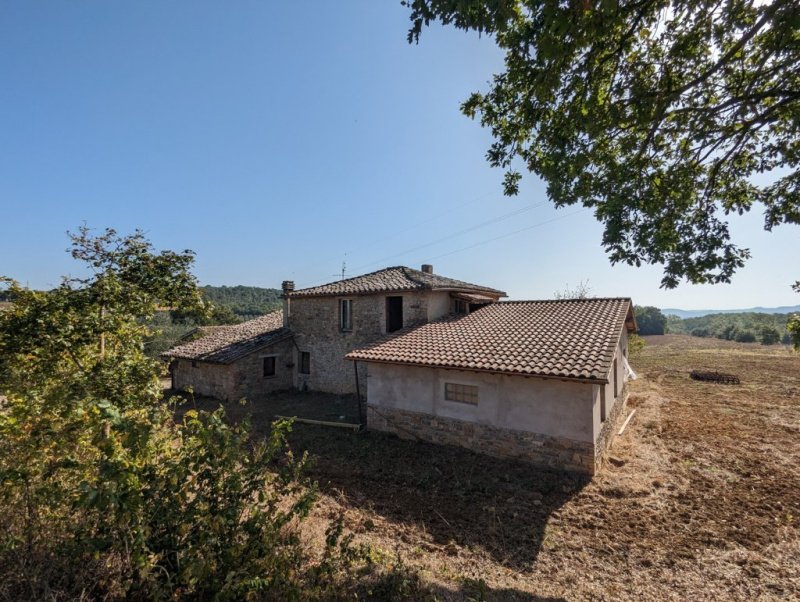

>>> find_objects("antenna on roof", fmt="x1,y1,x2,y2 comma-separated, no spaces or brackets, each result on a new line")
328,256,348,281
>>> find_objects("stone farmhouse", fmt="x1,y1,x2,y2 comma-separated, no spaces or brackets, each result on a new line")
165,265,636,473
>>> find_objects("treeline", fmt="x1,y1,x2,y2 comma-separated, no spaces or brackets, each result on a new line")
635,305,794,345
666,311,793,345
200,285,282,317
143,286,282,357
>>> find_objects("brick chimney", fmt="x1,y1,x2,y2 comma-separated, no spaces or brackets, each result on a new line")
421,264,433,274
281,280,294,327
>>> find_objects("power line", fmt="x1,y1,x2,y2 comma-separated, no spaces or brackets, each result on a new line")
426,208,589,261
295,200,551,288
344,200,550,276
294,206,587,289
290,189,501,287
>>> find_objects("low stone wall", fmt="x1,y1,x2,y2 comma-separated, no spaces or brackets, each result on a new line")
594,385,628,469
367,405,595,474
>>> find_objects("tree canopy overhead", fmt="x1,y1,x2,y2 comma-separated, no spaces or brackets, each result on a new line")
405,0,799,288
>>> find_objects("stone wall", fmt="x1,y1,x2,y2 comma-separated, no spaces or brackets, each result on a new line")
367,405,596,473
171,338,295,402
229,338,295,401
594,384,628,468
288,292,453,394
172,359,235,401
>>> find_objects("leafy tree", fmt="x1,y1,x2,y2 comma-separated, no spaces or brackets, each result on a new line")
634,305,667,335
735,330,757,343
405,0,800,288
170,302,241,326
760,325,782,345
790,281,800,349
0,228,370,599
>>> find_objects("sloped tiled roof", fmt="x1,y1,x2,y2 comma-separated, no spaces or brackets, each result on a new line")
346,299,635,382
289,266,506,298
163,311,290,364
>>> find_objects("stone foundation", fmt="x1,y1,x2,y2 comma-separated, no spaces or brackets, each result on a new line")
367,405,595,474
594,385,628,469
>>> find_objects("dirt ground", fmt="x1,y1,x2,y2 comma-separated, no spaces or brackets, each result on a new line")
182,335,800,600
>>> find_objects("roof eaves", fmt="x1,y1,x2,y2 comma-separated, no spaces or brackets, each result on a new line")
345,355,609,385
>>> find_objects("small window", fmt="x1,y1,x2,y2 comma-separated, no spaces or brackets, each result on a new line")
444,382,479,405
340,299,353,331
299,351,311,375
454,299,467,314
262,356,276,378
191,360,197,368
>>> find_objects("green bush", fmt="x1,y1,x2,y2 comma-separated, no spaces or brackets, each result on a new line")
0,228,414,600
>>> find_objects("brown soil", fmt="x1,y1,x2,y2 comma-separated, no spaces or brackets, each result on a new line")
183,335,800,600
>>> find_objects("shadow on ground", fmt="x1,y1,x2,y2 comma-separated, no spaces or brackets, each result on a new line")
289,423,588,569
170,390,589,570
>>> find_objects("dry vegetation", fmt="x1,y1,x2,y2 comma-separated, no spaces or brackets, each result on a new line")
188,335,800,600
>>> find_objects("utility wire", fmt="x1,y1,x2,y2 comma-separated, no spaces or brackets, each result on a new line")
294,206,587,289
426,208,589,261
343,200,550,276
289,188,499,287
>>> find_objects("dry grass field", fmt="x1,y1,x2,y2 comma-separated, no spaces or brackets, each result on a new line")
183,335,800,600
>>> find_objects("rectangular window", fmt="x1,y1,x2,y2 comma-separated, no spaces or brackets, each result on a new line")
299,351,311,375
386,296,403,332
339,299,353,331
191,360,197,368
454,299,467,314
444,382,479,405
262,356,276,378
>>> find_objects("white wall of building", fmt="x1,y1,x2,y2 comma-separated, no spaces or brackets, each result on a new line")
367,363,597,443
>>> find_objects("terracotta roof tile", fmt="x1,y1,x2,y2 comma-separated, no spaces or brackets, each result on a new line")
162,311,290,364
345,299,634,382
289,266,506,298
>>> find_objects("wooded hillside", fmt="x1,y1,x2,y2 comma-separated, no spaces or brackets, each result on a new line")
200,285,282,318
666,312,792,345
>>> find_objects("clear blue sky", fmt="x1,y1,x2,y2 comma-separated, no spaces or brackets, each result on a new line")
1,1,797,309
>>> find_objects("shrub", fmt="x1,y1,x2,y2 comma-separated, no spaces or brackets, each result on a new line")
0,228,409,600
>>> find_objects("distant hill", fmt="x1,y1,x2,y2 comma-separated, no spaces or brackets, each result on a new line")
663,305,800,319
200,285,282,317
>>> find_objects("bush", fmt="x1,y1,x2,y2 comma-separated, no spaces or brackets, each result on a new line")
0,228,414,600
735,331,757,343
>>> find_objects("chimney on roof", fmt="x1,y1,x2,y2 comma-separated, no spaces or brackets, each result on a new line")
421,264,433,274
281,281,294,327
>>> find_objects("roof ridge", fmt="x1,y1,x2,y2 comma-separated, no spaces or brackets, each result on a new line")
497,297,632,304
292,266,404,293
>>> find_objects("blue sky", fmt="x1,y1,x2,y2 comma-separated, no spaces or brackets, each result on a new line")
1,1,797,309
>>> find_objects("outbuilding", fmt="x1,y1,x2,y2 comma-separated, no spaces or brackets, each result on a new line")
346,298,637,474
166,311,293,402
